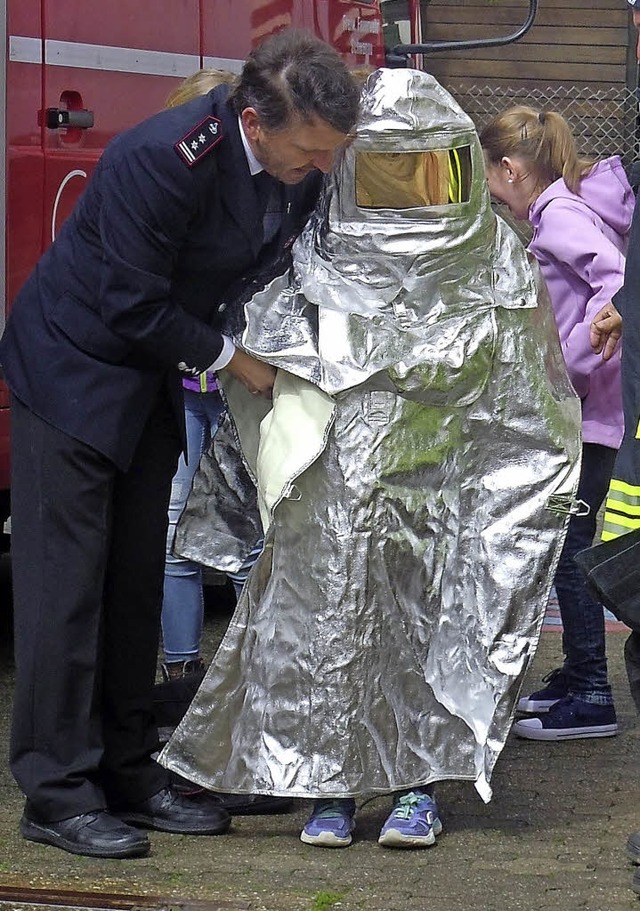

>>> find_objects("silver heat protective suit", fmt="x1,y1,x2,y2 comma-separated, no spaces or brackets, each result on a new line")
160,68,582,802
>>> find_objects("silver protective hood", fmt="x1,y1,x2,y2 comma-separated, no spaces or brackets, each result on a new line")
161,69,582,802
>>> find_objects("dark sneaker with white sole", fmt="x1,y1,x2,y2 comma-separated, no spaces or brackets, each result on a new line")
513,695,617,741
517,668,569,714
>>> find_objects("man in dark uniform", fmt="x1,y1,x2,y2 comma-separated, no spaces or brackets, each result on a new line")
0,28,360,859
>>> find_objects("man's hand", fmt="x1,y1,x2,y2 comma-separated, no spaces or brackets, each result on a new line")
225,348,276,398
590,303,622,362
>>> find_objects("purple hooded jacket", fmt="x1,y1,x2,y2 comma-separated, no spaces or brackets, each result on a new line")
528,155,634,448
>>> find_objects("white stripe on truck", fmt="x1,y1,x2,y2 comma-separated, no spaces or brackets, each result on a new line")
10,36,243,78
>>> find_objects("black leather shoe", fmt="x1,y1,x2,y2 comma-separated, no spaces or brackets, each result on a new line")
209,793,294,816
170,772,294,816
20,811,150,859
113,786,230,835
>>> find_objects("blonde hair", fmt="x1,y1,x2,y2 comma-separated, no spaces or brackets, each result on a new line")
350,66,375,89
480,105,595,195
165,68,237,109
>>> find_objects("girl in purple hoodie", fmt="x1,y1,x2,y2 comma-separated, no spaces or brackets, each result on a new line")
481,106,635,741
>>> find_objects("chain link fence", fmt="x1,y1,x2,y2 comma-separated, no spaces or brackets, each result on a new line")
444,83,640,240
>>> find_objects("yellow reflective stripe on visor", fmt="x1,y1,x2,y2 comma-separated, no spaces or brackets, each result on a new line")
602,477,640,539
447,149,462,203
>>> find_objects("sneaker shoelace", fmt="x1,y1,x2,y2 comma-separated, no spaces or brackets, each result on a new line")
392,792,431,819
541,668,565,685
314,802,350,820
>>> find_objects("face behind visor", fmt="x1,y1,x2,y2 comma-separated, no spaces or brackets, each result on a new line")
355,147,473,209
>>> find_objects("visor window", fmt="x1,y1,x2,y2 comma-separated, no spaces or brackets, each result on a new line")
355,147,472,209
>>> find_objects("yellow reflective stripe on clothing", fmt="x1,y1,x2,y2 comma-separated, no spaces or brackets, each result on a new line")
602,478,640,539
200,373,208,393
602,513,640,539
607,478,640,506
636,416,640,439
603,499,640,517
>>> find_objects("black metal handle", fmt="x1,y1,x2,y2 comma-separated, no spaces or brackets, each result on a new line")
45,108,94,130
391,0,538,58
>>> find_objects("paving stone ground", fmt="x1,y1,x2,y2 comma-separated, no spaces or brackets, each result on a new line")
0,564,639,911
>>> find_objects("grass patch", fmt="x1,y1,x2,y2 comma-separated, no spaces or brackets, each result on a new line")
310,890,345,910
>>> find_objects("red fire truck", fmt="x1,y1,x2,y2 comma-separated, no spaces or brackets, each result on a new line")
0,0,537,547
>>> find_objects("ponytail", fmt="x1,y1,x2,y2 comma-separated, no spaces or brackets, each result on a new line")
480,105,595,194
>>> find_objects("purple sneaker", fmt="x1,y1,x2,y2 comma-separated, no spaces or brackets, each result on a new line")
514,695,617,741
378,791,442,848
300,799,356,848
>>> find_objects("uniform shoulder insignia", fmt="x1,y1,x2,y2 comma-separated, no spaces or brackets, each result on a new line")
174,116,223,167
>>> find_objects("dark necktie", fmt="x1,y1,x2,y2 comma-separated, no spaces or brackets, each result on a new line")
253,170,274,211
253,170,282,244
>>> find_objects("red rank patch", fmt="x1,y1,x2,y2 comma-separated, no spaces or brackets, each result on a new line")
174,116,223,167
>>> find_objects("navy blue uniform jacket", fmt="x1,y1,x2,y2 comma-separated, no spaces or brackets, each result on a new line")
0,85,321,469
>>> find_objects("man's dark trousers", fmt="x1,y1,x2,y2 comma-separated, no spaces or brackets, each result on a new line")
9,391,182,822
